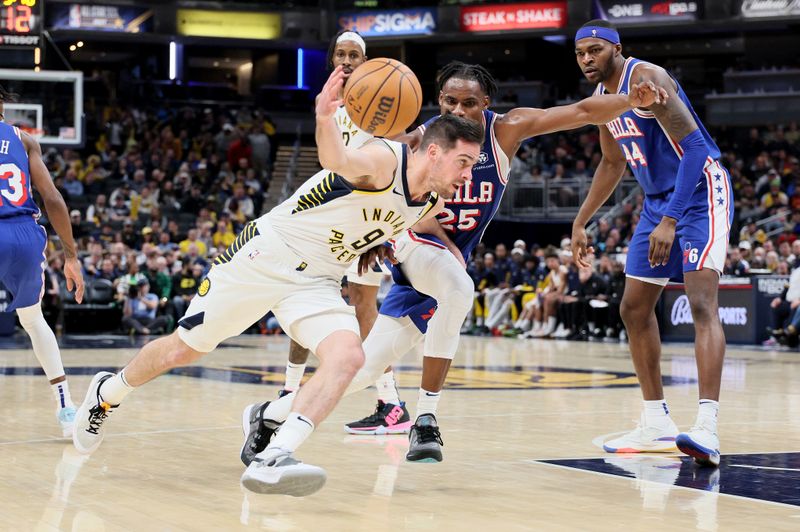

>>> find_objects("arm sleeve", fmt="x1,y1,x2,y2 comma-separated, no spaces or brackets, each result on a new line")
662,129,709,221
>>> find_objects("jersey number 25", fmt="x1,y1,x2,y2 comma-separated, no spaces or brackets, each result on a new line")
439,207,480,231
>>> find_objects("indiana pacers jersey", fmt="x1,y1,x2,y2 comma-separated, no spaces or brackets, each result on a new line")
0,123,38,220
264,139,439,279
594,57,721,196
334,105,372,149
380,110,511,332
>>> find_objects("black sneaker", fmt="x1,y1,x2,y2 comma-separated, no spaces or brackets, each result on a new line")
277,389,293,398
240,402,283,466
406,414,443,462
344,401,412,435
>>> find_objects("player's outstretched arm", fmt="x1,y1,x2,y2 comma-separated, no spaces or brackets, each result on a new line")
315,66,396,186
571,125,627,268
24,133,85,303
633,65,706,267
497,82,667,144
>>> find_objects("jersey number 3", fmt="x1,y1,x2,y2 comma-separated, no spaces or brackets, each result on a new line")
0,163,29,207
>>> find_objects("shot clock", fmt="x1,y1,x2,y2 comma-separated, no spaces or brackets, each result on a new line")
0,0,41,47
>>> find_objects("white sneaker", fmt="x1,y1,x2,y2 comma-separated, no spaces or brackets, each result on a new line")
241,448,326,497
676,421,720,467
603,414,679,453
72,372,118,454
552,324,571,338
57,406,76,438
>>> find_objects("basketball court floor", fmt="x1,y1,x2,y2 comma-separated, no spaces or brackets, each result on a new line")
2,334,799,530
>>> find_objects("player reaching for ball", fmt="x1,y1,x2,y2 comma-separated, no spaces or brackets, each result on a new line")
277,31,406,425
241,61,668,464
72,63,484,497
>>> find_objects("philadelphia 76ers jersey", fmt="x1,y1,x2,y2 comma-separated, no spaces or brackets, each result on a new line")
595,57,721,196
379,110,510,333
419,109,510,259
0,122,39,220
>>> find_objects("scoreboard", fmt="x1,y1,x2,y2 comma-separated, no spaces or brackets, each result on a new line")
0,0,40,48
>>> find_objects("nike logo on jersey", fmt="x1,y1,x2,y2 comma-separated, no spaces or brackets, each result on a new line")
393,187,404,196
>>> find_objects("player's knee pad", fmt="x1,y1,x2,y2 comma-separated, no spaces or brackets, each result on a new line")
16,303,46,331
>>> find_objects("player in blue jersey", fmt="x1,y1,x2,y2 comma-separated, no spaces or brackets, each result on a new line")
0,86,85,437
571,20,732,466
241,62,667,464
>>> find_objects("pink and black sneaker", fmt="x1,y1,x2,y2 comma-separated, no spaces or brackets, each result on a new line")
344,401,412,435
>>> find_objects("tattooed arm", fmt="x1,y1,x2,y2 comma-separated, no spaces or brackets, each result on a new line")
633,64,710,267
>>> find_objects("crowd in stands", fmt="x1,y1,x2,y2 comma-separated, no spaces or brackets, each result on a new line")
37,104,278,335
24,99,800,348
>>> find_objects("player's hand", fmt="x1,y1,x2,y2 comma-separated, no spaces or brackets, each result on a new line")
358,244,397,276
628,81,668,109
648,216,677,268
770,297,781,308
571,224,594,269
316,66,346,121
63,257,85,304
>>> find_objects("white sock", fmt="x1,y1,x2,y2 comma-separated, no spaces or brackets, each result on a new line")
532,320,542,331
264,391,295,422
51,381,74,410
284,362,305,392
643,399,671,427
264,412,314,454
416,388,441,417
545,316,557,332
376,371,400,405
697,399,719,431
98,371,134,405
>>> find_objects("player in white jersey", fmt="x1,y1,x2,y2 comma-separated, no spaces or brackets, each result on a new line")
72,65,484,497
280,31,407,423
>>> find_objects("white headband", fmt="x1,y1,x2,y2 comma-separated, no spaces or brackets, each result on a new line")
336,31,366,55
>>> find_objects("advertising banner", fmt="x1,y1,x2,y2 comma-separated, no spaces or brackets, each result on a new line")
660,282,755,344
739,0,800,18
337,8,437,37
177,9,280,40
460,2,567,32
594,0,701,24
48,4,153,33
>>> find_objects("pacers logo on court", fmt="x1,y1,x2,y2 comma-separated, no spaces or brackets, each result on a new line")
206,365,694,390
197,278,211,297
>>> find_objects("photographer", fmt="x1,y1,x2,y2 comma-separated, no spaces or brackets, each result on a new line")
122,278,169,335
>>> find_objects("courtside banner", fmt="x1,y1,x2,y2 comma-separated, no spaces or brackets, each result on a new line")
337,8,437,37
594,0,702,24
739,0,800,18
460,2,567,32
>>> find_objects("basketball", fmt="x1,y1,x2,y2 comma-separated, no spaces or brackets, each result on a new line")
343,58,422,138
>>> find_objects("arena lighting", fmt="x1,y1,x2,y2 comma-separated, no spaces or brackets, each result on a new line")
297,47,304,89
169,41,176,80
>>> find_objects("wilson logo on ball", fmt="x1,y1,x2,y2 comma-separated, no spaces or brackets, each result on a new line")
365,96,396,134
